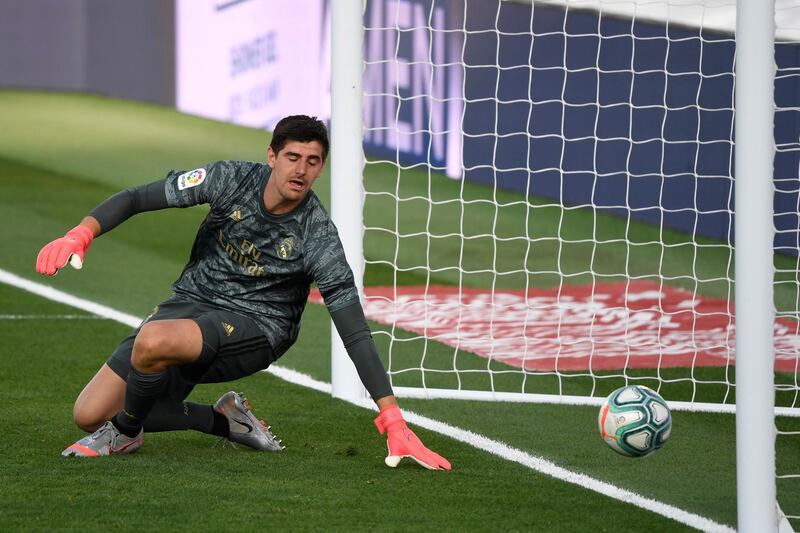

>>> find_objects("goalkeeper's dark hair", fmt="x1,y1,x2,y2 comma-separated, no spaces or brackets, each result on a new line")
270,115,329,161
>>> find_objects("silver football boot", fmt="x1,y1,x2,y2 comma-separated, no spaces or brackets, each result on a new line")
62,421,143,457
213,391,284,452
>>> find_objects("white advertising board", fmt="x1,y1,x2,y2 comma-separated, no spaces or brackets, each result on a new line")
176,0,329,130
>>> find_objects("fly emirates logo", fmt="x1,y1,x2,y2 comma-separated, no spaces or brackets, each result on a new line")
217,231,266,277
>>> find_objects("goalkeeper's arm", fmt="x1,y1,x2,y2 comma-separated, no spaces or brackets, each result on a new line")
88,178,169,235
35,179,168,275
330,302,451,470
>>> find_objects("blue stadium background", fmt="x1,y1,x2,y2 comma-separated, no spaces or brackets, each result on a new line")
363,0,800,254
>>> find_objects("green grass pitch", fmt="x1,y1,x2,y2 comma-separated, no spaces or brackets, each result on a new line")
0,90,798,530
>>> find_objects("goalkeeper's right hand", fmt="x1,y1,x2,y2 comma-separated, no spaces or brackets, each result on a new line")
36,225,94,276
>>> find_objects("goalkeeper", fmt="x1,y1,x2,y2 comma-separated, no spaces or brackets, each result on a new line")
35,115,450,470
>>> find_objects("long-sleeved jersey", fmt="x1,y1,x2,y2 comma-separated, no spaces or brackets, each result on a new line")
163,160,358,357
89,159,392,399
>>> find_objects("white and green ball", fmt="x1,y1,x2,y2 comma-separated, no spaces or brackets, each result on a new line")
598,385,672,457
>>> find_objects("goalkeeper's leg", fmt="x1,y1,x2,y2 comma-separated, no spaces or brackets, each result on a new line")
62,319,219,457
70,365,280,454
72,301,233,437
71,363,228,436
67,300,281,455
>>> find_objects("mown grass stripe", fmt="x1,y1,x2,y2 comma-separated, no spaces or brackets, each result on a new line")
0,266,735,532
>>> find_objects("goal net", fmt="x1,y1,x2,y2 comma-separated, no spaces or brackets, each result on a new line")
331,0,800,418
327,2,800,522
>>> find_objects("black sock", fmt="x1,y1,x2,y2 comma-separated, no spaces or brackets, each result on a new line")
142,401,230,438
211,410,230,438
113,367,168,438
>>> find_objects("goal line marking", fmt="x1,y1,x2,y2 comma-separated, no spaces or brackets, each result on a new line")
0,267,734,533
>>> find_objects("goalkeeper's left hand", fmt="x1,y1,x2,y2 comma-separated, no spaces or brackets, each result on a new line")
374,405,451,470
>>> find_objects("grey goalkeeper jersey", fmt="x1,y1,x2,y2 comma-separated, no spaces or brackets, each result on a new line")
163,160,358,356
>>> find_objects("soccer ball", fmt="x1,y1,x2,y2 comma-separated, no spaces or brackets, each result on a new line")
598,385,672,457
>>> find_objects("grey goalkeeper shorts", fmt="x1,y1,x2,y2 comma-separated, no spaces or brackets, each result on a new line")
106,299,275,401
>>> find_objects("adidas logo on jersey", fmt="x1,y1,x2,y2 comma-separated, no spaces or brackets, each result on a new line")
221,322,235,336
230,210,243,221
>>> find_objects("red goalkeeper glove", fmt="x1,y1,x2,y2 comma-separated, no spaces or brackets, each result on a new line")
35,225,94,276
374,405,451,470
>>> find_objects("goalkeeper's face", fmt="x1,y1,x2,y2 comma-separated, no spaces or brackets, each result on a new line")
265,140,326,214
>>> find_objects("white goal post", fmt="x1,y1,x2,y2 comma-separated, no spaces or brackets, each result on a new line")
330,1,798,528
331,0,800,410
734,0,777,530
330,0,369,401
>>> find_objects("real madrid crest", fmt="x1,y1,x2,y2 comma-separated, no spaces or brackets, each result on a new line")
277,237,294,260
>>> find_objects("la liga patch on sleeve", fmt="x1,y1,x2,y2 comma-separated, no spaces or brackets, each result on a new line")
177,168,207,190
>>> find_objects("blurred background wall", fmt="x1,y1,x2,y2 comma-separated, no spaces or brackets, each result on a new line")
1,0,798,251
0,0,175,105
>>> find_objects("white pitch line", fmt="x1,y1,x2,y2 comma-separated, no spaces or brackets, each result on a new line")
267,366,734,533
0,269,141,328
0,267,734,533
0,314,107,320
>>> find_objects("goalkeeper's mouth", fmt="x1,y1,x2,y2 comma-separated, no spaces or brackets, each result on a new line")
288,178,306,191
